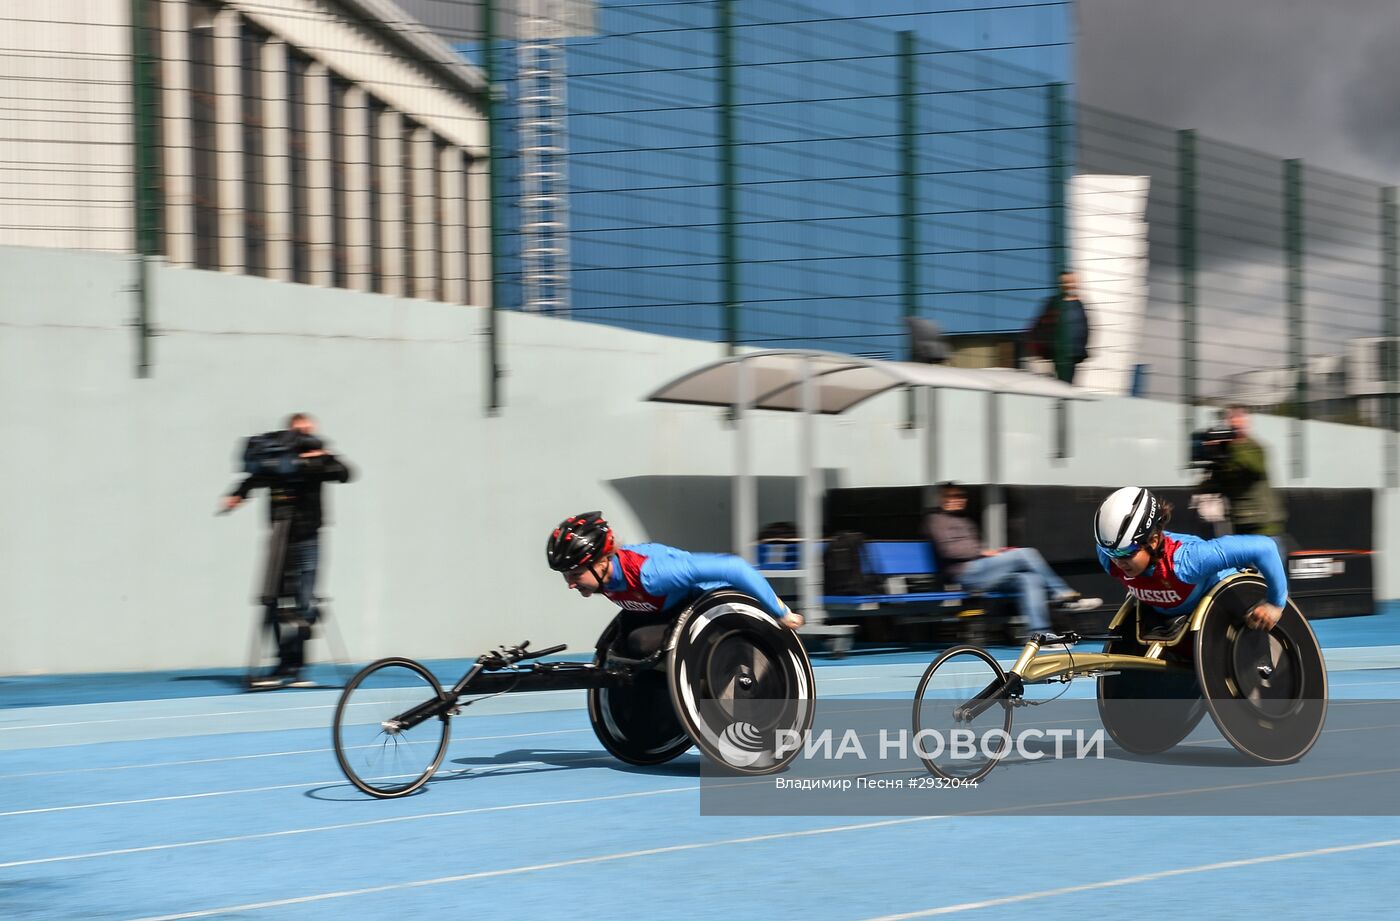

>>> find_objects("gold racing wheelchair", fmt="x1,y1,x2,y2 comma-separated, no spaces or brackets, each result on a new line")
912,572,1328,782
332,590,816,798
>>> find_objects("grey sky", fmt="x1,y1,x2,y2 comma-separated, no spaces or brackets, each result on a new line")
1076,0,1400,186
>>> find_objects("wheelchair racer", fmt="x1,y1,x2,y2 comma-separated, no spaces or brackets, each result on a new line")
1094,486,1285,635
547,512,804,646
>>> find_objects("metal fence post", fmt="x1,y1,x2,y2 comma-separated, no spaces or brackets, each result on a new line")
1178,129,1197,461
1286,158,1306,478
719,0,739,355
483,0,504,414
130,0,159,378
1047,82,1067,279
900,30,918,426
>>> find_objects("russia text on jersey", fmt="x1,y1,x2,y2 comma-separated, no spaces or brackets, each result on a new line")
1127,587,1186,605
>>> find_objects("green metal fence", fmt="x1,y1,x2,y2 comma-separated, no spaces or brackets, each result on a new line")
10,0,1400,435
1078,102,1398,430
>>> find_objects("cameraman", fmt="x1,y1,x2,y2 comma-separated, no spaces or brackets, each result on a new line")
1195,404,1284,544
222,413,353,687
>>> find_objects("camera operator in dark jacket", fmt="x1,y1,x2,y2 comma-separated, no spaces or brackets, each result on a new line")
222,413,353,687
1195,404,1285,541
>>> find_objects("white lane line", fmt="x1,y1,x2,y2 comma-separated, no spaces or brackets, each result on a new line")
2,779,355,817
122,816,950,921
1,752,627,818
10,759,1399,872
0,689,586,732
0,783,702,869
2,661,1389,734
0,728,590,780
0,704,335,731
858,838,1400,920
952,766,1400,816
10,715,1395,818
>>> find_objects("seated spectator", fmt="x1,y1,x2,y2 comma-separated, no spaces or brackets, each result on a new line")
923,482,1101,634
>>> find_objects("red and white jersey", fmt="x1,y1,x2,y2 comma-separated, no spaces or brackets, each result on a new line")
600,547,670,612
1106,532,1199,610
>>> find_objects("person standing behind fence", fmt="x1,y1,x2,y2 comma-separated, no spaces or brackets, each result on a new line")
1027,271,1091,385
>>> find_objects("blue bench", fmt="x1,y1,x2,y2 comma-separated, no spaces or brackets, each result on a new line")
756,539,1004,619
823,540,981,614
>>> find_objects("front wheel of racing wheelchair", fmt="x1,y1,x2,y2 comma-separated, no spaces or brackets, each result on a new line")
332,590,817,798
912,572,1328,782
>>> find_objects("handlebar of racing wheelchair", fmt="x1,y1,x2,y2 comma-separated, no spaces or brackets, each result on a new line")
1029,631,1117,646
476,641,569,668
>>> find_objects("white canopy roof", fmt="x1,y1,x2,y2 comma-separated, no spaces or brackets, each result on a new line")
646,349,1093,414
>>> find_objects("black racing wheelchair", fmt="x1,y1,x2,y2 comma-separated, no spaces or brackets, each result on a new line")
332,590,816,798
912,573,1328,782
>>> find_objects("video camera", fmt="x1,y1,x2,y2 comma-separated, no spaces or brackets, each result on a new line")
240,429,324,479
1189,422,1235,469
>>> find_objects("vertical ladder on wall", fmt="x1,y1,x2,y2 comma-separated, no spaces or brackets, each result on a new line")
517,0,571,317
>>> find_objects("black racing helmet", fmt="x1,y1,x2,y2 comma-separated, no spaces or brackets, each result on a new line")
547,511,616,572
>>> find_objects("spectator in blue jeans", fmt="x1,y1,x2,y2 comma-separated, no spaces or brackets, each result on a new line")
923,482,1101,633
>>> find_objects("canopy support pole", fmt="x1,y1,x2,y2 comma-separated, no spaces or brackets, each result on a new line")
922,386,940,509
985,391,1007,548
733,357,756,562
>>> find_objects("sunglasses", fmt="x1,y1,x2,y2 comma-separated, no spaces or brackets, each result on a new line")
1104,542,1142,560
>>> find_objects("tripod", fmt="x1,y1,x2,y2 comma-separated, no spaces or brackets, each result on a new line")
244,511,351,690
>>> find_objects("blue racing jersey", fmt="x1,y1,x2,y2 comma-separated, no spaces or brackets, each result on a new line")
600,543,791,621
1097,530,1287,615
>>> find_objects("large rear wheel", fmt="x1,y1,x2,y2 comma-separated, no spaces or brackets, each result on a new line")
1096,623,1206,755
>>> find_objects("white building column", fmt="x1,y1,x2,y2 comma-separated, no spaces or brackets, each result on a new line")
377,108,404,297
438,145,466,304
261,39,291,281
213,8,244,272
305,62,333,285
341,87,371,293
410,126,437,300
159,0,194,266
466,152,492,308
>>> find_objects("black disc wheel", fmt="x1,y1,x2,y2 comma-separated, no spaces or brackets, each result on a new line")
912,645,1013,782
668,591,816,775
333,657,451,798
588,670,693,766
588,613,693,766
1195,575,1328,764
1096,622,1206,755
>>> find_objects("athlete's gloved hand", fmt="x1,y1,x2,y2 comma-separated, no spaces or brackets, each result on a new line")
781,610,805,629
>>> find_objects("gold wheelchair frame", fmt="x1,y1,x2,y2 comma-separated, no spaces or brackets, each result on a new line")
912,572,1329,782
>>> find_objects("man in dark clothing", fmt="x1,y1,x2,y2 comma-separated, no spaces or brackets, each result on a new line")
1027,271,1091,384
924,482,1101,633
223,413,353,687
1196,404,1286,547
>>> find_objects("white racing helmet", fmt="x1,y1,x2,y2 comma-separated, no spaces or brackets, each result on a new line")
1095,486,1161,557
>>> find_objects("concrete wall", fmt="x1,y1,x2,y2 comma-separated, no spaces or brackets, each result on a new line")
2,246,1394,675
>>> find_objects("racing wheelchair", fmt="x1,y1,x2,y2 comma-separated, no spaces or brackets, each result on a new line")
912,572,1328,782
332,590,816,798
